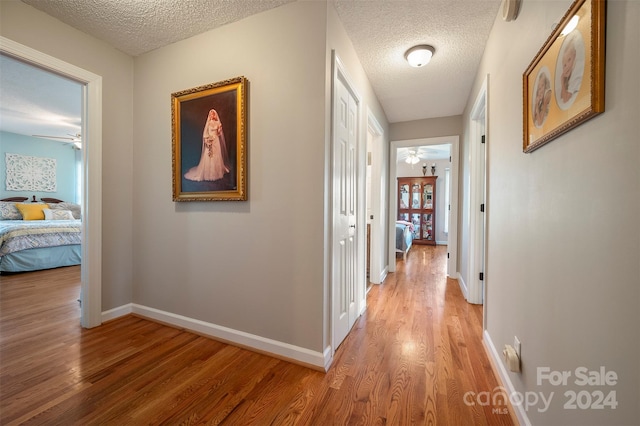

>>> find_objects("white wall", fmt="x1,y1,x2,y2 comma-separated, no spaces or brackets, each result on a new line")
463,1,640,424
0,1,134,310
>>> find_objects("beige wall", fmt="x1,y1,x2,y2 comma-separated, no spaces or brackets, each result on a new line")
132,1,388,356
132,2,328,351
463,1,640,424
0,1,135,310
389,115,462,141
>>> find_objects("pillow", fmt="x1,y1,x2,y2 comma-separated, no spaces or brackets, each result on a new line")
43,208,75,220
15,203,49,220
49,202,81,219
0,202,23,220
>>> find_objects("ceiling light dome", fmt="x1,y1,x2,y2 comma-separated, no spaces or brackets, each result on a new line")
404,45,435,68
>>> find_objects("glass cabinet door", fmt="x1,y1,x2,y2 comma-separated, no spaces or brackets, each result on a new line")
410,213,421,239
399,184,410,210
423,184,433,209
411,183,421,209
422,213,433,241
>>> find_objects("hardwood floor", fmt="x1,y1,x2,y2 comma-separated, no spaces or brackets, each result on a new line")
0,246,514,425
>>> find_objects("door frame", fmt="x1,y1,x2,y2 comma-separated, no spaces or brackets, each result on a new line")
330,51,365,355
388,136,459,276
1,37,103,328
366,110,386,284
467,76,488,306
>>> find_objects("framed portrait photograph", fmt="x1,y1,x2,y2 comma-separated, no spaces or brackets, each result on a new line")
523,0,606,153
172,76,247,201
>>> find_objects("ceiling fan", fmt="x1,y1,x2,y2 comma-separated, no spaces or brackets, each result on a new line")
32,133,82,149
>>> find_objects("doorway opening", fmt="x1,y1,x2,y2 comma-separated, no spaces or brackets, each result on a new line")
1,36,103,328
365,110,386,291
467,77,488,309
388,136,460,278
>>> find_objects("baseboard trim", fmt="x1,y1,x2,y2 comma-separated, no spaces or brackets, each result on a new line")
457,272,468,299
323,346,333,371
101,303,132,322
379,266,388,283
483,330,530,426
128,304,327,371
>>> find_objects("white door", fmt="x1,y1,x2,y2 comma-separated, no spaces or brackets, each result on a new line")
332,73,358,350
468,82,487,305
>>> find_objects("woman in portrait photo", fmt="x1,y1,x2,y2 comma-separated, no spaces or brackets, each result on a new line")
555,30,585,110
532,67,552,128
184,109,231,182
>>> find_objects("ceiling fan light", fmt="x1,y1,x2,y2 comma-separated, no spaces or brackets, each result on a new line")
405,45,435,68
405,150,421,164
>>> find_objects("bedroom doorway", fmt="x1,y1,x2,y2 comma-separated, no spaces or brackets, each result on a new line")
0,37,103,328
388,136,459,277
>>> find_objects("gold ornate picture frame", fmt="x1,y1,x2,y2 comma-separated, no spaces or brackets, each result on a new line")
172,76,247,201
523,0,606,153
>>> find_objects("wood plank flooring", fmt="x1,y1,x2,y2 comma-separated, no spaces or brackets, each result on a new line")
0,246,514,425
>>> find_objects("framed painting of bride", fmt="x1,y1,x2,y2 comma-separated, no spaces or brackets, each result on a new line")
171,76,247,201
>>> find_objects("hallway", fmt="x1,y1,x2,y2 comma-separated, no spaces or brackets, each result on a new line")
319,244,513,424
1,246,513,424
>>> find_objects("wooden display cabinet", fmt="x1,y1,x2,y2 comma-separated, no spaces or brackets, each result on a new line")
397,176,437,245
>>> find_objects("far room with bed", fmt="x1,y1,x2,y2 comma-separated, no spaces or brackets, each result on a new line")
395,146,451,261
395,220,415,261
0,197,82,273
0,131,82,273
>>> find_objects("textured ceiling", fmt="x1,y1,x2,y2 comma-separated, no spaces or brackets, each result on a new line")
334,0,500,122
21,0,296,57
3,0,501,142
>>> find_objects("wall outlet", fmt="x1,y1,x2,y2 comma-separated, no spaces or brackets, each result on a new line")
514,336,521,358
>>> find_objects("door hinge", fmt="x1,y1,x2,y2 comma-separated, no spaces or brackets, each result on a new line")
479,272,484,281
481,135,486,144
449,155,452,162
480,203,485,212
448,204,451,211
447,252,450,259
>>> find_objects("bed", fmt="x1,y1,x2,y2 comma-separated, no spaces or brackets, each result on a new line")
0,197,82,273
395,220,415,261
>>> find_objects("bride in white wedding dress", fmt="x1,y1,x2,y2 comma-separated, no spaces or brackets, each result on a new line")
184,109,230,182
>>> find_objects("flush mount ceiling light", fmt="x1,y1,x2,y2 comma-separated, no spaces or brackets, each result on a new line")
404,45,435,68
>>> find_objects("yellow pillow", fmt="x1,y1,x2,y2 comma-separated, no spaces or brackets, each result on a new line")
16,203,49,220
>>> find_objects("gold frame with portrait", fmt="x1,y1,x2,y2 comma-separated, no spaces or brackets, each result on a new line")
523,0,606,153
171,76,247,201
